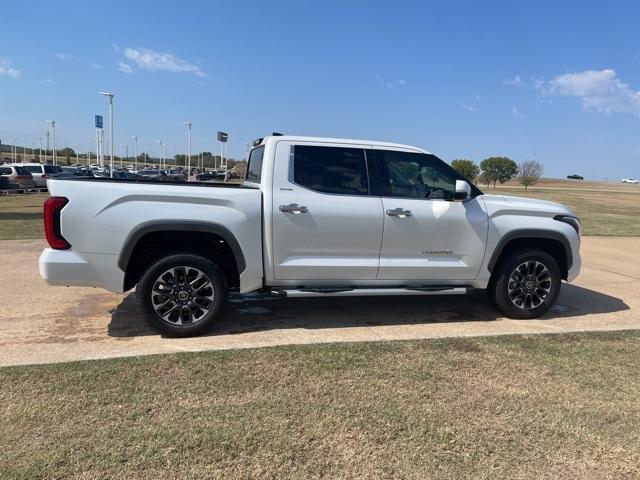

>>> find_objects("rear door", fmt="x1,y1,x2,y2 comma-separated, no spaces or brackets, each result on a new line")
271,141,384,281
374,149,488,281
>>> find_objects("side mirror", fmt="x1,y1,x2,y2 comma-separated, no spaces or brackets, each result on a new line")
454,180,471,201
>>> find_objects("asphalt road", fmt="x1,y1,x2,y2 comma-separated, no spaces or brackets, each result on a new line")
0,237,638,366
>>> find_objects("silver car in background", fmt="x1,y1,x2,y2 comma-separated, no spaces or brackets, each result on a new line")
0,165,36,189
8,163,62,188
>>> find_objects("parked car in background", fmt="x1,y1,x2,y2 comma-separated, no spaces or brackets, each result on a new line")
622,177,639,184
0,165,36,189
51,166,95,179
567,174,583,180
40,134,582,337
12,163,63,187
0,176,12,191
111,169,144,180
196,170,225,181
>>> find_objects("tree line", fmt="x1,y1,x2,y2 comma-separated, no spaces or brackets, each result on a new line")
450,157,543,191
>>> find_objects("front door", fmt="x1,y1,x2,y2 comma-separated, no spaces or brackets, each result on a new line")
272,142,384,282
374,149,488,282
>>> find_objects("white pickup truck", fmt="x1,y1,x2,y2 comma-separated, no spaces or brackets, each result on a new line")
40,135,581,336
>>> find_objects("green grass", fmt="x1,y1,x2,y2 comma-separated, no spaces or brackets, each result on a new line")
2,331,640,479
491,186,640,236
0,192,48,240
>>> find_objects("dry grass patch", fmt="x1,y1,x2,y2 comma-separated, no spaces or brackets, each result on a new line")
2,331,640,479
491,185,640,235
0,193,47,240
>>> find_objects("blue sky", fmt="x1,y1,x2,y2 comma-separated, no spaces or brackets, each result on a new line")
1,0,640,179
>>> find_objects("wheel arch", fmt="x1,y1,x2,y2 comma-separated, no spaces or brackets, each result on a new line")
119,220,246,291
487,230,571,280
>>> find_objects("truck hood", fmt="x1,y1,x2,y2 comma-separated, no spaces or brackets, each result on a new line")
481,194,575,217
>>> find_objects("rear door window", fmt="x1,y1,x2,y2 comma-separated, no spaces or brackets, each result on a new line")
292,145,369,196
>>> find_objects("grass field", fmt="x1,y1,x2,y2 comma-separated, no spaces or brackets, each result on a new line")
491,178,640,236
0,179,638,239
1,331,639,479
0,192,47,240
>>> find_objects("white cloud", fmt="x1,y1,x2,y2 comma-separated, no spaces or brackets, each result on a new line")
56,52,77,61
91,63,104,69
112,43,120,52
398,79,407,86
0,58,20,78
504,74,544,90
123,47,207,77
512,106,525,119
459,100,478,112
541,69,640,115
39,78,54,84
503,75,522,86
118,62,133,74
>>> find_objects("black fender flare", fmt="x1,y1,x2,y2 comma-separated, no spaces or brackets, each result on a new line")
487,229,572,273
118,220,246,273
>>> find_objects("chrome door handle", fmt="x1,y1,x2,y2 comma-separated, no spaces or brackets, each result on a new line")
386,207,412,218
279,203,308,214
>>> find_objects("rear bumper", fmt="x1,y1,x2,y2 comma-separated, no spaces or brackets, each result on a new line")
39,248,124,293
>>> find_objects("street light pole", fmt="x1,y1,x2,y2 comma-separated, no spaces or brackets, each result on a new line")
182,121,192,180
98,92,114,177
9,137,16,162
45,130,50,163
131,136,138,171
46,120,56,165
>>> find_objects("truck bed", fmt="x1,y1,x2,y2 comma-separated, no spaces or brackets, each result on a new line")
42,177,264,293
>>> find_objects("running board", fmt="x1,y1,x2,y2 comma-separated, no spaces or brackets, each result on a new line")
270,287,469,298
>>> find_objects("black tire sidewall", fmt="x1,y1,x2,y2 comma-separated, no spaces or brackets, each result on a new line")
137,253,228,337
492,248,561,319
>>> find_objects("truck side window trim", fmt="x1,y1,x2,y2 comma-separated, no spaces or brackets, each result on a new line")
288,144,373,197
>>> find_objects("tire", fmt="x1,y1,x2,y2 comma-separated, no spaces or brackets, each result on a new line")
488,248,561,319
136,253,228,337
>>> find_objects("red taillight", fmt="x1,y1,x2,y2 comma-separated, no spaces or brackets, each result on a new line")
44,196,71,250
42,174,50,179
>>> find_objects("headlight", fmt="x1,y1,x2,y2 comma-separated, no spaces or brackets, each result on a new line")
554,215,581,237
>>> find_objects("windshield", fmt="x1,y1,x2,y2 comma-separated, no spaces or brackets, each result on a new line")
23,165,43,174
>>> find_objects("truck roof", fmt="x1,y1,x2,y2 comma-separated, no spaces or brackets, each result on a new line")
258,135,431,154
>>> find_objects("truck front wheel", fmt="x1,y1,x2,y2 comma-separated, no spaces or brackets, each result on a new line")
489,248,561,319
136,253,228,337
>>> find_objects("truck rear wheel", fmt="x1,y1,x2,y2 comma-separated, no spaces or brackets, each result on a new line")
489,248,561,319
136,253,228,337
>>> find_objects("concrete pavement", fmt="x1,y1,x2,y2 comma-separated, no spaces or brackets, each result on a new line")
0,237,638,366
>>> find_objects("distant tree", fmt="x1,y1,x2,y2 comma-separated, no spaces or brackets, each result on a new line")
451,159,480,183
58,147,75,158
518,160,544,191
477,172,491,187
480,156,518,189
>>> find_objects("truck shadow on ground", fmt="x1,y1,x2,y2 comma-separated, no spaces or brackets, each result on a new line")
107,284,630,338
